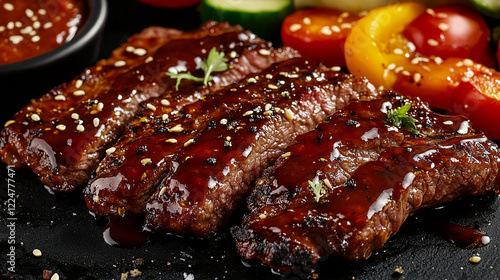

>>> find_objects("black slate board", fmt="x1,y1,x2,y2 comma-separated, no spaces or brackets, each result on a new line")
1,1,500,279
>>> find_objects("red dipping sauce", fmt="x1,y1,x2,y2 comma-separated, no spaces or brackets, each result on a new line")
0,0,87,65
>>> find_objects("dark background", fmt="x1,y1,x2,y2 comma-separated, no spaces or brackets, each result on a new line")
1,0,500,279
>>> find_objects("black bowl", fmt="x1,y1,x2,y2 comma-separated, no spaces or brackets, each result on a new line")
0,0,108,120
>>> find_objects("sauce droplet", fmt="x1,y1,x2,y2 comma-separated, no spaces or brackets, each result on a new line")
431,220,489,248
103,213,150,248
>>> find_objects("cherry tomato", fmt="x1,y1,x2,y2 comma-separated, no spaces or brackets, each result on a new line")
137,0,200,9
281,8,362,67
403,5,496,68
450,73,500,140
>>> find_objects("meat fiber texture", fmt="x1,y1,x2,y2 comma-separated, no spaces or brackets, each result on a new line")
85,56,380,237
0,22,290,193
233,92,500,273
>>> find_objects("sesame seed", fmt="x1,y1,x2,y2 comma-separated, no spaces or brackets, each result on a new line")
184,139,194,147
438,23,449,31
289,23,302,32
426,8,436,17
93,118,100,127
461,76,470,83
165,138,178,143
4,120,15,127
285,109,294,120
15,21,21,28
229,50,237,58
141,158,152,165
159,187,167,196
393,48,403,55
331,25,341,33
469,255,481,264
169,124,183,132
9,35,23,44
0,26,5,32
402,70,411,76
73,90,85,96
244,78,256,86
427,39,439,47
145,56,154,63
266,74,273,80
437,12,448,18
340,23,352,29
258,49,271,56
243,110,253,117
26,8,34,17
43,22,53,29
51,273,60,280
387,63,396,70
434,57,443,65
394,67,404,75
133,48,147,56
220,118,228,125
161,99,170,106
443,120,453,125
20,26,32,34
413,73,422,83
265,104,272,111
324,179,333,189
331,66,341,72
76,124,85,132
456,61,464,67
146,103,156,111
320,26,332,35
38,9,46,15
162,114,169,121
4,3,14,11
303,17,311,25
56,124,66,131
97,102,104,111
7,22,14,29
463,59,474,67
282,152,291,157
31,113,41,122
32,249,42,257
75,79,83,88
411,57,420,65
31,34,39,42
125,46,135,52
54,95,66,101
114,60,126,67
268,84,278,89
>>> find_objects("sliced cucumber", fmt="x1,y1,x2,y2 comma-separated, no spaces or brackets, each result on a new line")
200,0,294,43
469,0,500,18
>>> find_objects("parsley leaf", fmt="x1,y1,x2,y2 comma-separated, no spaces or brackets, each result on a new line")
386,104,419,134
167,47,229,90
200,47,229,85
167,72,204,90
308,180,324,203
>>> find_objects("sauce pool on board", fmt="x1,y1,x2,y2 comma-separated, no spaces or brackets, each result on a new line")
0,0,87,65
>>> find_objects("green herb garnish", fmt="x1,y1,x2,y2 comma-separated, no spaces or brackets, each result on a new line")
308,180,324,203
386,104,419,134
167,47,229,90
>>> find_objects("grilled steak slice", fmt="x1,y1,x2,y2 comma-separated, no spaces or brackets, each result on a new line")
0,22,284,192
232,93,500,273
143,58,380,237
85,47,299,216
